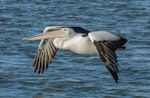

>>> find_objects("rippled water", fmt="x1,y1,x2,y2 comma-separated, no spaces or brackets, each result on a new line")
0,0,150,98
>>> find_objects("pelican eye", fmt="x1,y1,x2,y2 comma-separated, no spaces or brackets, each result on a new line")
63,28,67,32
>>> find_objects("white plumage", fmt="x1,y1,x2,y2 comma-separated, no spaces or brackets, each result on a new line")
88,31,120,42
23,26,127,83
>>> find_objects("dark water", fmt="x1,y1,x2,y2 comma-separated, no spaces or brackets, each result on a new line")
0,0,150,98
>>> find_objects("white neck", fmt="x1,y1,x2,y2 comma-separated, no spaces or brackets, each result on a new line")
53,38,70,49
53,28,76,49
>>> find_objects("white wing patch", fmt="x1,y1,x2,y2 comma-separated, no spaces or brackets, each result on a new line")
88,31,120,42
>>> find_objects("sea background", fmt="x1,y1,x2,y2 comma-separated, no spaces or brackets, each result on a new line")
0,0,150,98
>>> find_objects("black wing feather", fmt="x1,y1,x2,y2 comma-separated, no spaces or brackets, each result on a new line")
94,37,127,83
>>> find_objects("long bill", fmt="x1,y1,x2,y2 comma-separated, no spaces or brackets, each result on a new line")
23,29,66,40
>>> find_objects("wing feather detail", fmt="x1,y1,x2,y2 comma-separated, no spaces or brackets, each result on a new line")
89,31,127,83
94,41,119,83
33,38,57,73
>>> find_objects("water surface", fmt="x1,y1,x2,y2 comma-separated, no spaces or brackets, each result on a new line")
0,0,150,98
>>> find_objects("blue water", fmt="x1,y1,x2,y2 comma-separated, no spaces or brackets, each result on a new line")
0,0,150,98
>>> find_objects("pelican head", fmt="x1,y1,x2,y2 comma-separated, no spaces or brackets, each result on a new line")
23,26,89,40
23,26,76,40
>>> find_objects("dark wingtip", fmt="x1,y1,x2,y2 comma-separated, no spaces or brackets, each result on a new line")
106,66,118,84
42,69,44,74
115,78,118,84
38,69,41,74
113,74,118,84
117,46,126,50
120,37,128,45
34,66,37,73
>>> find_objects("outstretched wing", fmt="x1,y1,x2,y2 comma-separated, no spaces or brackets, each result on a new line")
93,41,119,83
88,31,127,83
33,38,57,73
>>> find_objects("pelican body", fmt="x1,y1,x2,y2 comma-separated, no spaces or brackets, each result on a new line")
24,26,127,83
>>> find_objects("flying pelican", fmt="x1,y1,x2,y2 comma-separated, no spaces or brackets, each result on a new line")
23,26,127,83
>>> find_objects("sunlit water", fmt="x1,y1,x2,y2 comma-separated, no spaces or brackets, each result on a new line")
0,0,150,98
